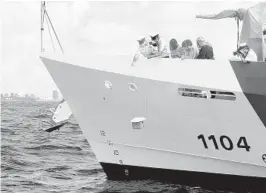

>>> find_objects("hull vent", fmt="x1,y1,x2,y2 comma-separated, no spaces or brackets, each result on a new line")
131,117,146,129
210,91,236,101
178,88,208,98
178,88,236,101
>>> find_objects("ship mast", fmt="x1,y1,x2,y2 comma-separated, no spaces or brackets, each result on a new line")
40,1,64,53
41,1,44,52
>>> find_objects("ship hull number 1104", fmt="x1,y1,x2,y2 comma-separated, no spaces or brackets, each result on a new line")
197,134,251,152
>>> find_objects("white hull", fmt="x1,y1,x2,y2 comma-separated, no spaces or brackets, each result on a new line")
40,53,266,184
89,140,266,177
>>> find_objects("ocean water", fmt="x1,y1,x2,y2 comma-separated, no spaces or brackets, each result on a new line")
1,101,232,193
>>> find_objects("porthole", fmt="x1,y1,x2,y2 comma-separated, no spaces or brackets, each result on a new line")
128,83,137,92
104,80,112,89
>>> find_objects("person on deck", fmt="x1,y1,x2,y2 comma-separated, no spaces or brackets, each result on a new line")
169,39,181,58
149,34,169,58
196,37,214,59
232,43,257,63
131,36,157,66
181,39,199,59
196,5,265,61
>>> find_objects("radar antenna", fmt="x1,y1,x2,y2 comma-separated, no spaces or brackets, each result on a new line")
41,1,64,53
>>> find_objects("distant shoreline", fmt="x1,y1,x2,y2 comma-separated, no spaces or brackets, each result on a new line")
1,99,60,102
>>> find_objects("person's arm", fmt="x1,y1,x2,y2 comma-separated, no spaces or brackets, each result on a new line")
196,10,238,20
194,47,199,58
146,43,164,58
131,49,141,66
233,51,250,63
183,47,198,59
206,46,214,59
147,52,160,59
245,50,257,62
158,39,168,53
196,46,207,59
149,41,157,47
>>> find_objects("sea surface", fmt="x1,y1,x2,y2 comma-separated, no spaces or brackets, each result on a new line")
2,101,233,193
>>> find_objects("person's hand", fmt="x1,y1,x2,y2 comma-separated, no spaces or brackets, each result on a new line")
243,60,250,64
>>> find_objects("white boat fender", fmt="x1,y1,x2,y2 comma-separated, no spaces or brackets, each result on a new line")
51,99,72,124
41,99,72,133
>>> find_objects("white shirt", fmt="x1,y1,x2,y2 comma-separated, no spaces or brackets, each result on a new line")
136,43,157,58
246,49,257,61
230,48,257,62
158,38,167,52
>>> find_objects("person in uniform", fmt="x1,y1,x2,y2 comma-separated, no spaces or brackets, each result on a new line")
149,34,169,58
131,36,157,66
232,43,257,63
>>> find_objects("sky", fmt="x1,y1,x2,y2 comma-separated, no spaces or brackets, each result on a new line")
2,1,259,98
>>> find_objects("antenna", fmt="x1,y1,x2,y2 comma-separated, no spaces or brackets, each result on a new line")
41,1,64,54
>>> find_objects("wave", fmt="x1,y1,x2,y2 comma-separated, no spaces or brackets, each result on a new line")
24,144,83,151
45,165,70,172
76,168,103,175
52,175,73,180
34,114,51,119
20,180,44,187
1,145,21,154
1,163,23,172
78,186,95,192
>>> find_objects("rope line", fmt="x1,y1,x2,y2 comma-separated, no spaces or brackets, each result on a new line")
44,11,56,52
41,1,64,54
44,8,64,54
41,2,45,51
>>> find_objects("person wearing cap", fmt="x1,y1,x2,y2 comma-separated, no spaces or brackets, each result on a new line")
149,34,169,58
232,43,257,62
196,37,214,59
131,36,157,66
